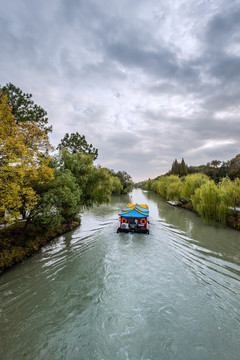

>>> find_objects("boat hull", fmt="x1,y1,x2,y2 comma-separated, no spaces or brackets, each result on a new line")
117,227,149,234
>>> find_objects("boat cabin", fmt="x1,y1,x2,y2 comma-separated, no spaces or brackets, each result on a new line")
117,203,149,234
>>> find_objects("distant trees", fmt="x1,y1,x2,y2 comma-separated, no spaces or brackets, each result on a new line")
170,158,188,177
168,155,240,183
109,169,133,194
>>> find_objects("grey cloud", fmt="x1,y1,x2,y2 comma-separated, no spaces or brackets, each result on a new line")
1,0,240,181
205,8,240,50
106,42,198,85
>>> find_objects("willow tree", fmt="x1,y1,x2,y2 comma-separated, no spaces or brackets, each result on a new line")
218,177,240,210
155,175,182,199
181,173,209,202
165,176,184,200
191,180,226,224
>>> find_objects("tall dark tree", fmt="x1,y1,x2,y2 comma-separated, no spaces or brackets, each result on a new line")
171,159,180,175
57,132,98,160
179,158,188,177
170,158,188,177
210,160,221,168
0,83,52,133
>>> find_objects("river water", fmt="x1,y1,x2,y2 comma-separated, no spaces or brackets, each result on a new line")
0,189,240,360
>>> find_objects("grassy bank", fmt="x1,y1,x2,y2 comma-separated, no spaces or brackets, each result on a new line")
174,201,240,230
141,174,240,228
0,221,80,274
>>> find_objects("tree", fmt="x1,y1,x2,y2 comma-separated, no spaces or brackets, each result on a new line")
170,158,188,177
0,83,52,133
57,132,98,160
32,169,82,226
166,176,184,200
179,158,188,177
210,160,221,168
192,180,220,224
0,92,54,223
109,170,133,194
171,159,180,175
53,149,113,208
181,173,209,202
109,175,123,195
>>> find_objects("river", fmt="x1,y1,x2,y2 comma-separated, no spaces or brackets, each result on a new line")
0,189,240,360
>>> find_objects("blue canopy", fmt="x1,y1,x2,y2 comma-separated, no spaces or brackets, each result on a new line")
119,203,149,218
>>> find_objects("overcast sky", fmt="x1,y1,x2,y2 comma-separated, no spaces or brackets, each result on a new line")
1,0,240,181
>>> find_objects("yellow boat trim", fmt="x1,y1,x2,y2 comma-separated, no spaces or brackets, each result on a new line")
126,203,148,209
119,203,149,216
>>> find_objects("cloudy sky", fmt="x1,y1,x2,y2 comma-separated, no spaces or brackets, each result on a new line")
1,0,240,181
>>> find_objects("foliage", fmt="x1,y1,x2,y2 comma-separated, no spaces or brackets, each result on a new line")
57,132,98,160
170,158,188,177
166,176,184,200
109,170,133,194
218,177,240,209
154,175,183,200
52,149,115,208
111,176,123,195
191,177,240,225
181,173,209,202
32,169,82,226
228,166,240,181
0,92,54,223
0,221,79,273
0,83,52,133
191,180,222,224
141,172,240,226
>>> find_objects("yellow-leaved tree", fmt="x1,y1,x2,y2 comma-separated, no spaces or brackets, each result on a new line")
0,92,54,223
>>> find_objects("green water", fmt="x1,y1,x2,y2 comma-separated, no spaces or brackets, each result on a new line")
0,189,240,359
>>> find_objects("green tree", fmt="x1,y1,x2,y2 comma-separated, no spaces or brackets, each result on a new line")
32,169,82,226
166,176,184,200
111,176,123,195
57,132,98,160
171,159,180,175
179,158,188,177
111,170,133,194
54,149,113,207
191,180,230,224
170,158,188,177
0,83,52,133
0,92,54,223
181,173,209,202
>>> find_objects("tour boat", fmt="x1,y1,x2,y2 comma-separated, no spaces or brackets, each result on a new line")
117,203,149,234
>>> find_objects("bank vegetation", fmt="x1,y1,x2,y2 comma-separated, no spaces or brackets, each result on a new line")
0,83,133,272
141,172,240,229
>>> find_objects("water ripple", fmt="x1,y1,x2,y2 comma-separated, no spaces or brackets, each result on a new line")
1,190,240,360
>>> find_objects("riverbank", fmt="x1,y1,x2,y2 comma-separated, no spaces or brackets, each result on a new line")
169,200,240,230
0,221,80,274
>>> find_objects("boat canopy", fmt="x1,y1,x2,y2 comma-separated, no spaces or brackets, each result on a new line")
119,203,149,218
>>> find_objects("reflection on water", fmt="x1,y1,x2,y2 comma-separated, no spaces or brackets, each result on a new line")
0,189,240,360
